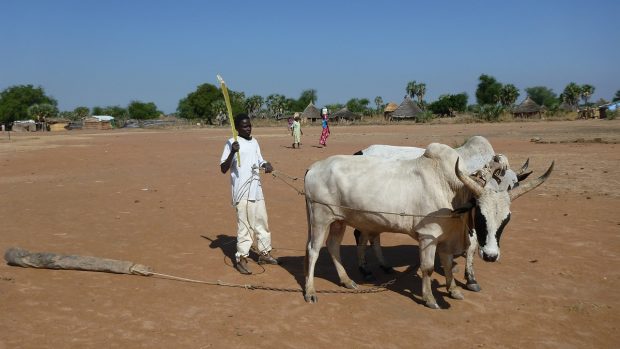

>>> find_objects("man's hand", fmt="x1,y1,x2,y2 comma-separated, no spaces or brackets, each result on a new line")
231,141,240,153
262,162,274,173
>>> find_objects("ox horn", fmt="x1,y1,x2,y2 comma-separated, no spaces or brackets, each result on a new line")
455,158,485,198
509,161,554,201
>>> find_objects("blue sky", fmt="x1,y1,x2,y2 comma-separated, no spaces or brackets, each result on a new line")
1,0,618,113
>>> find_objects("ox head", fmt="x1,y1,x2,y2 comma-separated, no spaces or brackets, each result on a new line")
454,158,554,262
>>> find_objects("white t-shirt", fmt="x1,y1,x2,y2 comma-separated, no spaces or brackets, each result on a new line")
220,136,267,205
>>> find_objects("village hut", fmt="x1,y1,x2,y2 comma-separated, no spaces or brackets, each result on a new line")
300,102,321,124
512,96,543,118
83,116,113,130
389,97,423,121
383,102,399,120
332,107,363,123
46,117,70,131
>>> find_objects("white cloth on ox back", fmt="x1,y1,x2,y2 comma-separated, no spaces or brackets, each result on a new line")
220,137,268,205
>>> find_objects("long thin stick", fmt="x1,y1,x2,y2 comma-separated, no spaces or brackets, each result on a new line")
217,75,240,165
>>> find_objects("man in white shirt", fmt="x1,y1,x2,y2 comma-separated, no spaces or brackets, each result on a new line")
220,114,278,274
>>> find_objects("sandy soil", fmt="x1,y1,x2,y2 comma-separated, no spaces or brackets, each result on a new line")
1,119,619,348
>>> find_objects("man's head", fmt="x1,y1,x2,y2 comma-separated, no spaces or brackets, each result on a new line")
234,114,252,139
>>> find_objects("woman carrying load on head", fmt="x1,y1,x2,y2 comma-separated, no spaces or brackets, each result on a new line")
319,107,330,147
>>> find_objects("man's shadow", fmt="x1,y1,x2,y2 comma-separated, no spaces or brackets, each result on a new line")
201,234,239,266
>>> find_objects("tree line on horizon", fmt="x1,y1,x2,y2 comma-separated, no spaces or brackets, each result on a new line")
1,75,618,126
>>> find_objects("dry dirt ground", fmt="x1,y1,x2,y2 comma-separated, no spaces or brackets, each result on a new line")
1,119,619,348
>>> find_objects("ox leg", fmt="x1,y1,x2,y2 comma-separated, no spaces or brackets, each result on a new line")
439,252,464,300
327,221,357,289
419,237,440,309
371,234,394,274
464,233,481,292
304,214,330,304
355,230,375,282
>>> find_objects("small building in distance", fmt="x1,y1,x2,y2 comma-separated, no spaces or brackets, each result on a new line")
301,102,321,124
383,102,399,120
389,97,423,121
512,96,543,118
332,107,362,123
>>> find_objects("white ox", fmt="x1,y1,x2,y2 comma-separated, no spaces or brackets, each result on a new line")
303,142,553,308
352,136,532,291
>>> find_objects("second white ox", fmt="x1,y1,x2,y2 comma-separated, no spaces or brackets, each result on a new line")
303,142,553,308
352,136,532,291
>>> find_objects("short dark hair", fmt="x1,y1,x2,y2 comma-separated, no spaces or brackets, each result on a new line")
234,113,250,128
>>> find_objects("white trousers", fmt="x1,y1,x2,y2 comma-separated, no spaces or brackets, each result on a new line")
234,199,272,260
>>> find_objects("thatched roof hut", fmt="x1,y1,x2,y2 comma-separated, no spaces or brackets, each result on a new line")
301,103,321,124
512,96,543,118
389,98,423,120
332,107,362,122
383,102,399,119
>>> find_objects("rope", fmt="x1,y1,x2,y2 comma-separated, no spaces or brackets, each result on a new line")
141,265,416,294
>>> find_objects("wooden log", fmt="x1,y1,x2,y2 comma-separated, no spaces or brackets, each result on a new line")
4,247,153,276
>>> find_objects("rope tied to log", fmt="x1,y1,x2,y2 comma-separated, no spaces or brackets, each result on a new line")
5,247,416,295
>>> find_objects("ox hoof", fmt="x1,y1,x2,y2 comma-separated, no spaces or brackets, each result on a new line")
341,280,358,289
380,265,394,274
304,293,318,303
450,290,464,300
466,282,481,292
425,301,440,309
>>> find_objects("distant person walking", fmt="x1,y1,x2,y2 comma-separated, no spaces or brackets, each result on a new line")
291,114,303,148
319,107,330,147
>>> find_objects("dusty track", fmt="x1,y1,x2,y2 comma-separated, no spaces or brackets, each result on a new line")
1,119,619,348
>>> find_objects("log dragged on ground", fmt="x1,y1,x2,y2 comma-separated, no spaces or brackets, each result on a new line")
4,247,153,276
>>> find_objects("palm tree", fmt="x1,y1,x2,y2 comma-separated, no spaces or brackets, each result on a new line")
299,89,317,107
406,81,417,100
374,96,384,113
498,84,520,107
562,82,581,108
415,83,426,105
580,84,595,107
265,94,286,119
244,95,264,118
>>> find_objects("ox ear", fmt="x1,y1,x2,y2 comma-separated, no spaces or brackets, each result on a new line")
509,161,554,201
517,170,533,182
455,158,485,198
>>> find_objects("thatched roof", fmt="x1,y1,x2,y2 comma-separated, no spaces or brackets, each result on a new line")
301,102,320,121
512,96,542,114
332,107,362,121
391,98,423,119
384,102,399,113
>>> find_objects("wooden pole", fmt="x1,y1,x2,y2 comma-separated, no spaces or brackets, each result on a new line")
4,247,152,276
